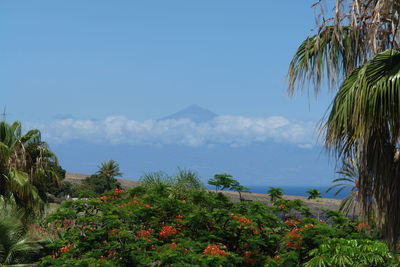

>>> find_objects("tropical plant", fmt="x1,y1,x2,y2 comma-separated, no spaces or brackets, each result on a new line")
0,204,42,266
140,171,173,188
327,158,362,218
306,189,321,200
267,187,283,202
304,238,397,267
82,160,122,194
97,160,122,179
0,121,61,214
207,174,235,191
230,180,249,202
288,1,400,249
170,168,204,199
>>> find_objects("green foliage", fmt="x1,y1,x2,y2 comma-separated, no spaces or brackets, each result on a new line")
0,205,42,265
208,174,236,191
0,121,62,214
304,238,398,267
79,160,122,196
267,187,283,202
82,174,121,195
306,189,321,200
35,183,395,266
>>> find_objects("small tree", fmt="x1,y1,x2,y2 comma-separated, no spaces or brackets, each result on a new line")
306,189,322,200
82,160,122,195
230,180,249,202
208,174,235,191
267,187,283,202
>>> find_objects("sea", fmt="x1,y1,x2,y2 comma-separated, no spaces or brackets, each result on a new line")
206,185,349,200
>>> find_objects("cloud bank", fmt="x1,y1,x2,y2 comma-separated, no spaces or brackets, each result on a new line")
28,115,318,148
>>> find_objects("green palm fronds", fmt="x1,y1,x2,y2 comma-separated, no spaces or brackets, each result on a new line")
325,50,400,249
0,121,61,214
288,26,359,95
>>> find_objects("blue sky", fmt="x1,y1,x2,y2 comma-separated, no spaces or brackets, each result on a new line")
1,1,339,185
1,1,332,122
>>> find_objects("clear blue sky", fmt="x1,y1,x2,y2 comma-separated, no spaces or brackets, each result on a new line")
1,0,333,123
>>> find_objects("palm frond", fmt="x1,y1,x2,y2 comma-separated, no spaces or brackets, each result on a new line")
325,49,400,249
288,26,359,95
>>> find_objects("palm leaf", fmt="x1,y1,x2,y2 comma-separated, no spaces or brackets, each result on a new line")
325,49,400,249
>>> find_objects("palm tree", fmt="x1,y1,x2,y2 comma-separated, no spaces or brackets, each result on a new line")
327,158,362,218
0,121,61,213
0,202,42,266
97,160,122,179
324,50,400,249
306,189,321,200
96,160,122,191
267,187,283,202
288,1,400,249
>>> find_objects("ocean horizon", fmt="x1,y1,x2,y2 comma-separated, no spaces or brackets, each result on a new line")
206,185,349,200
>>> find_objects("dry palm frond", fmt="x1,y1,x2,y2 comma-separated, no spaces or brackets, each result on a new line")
288,0,400,95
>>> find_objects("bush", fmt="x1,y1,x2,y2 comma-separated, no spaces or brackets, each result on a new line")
37,185,397,266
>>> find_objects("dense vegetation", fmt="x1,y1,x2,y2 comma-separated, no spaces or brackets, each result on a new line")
36,182,399,266
0,120,399,266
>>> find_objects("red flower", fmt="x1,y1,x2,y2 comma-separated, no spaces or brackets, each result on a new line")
203,244,229,256
159,225,178,238
144,204,152,209
107,250,116,258
109,229,118,236
175,215,184,219
253,230,260,235
274,255,282,261
137,229,151,238
170,243,178,248
235,216,252,225
60,244,74,253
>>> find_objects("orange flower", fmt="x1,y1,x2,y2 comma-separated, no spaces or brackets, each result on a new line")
170,243,178,248
159,225,178,238
203,244,229,256
137,229,151,238
175,215,184,219
144,204,151,209
181,200,187,204
278,204,286,210
274,255,282,261
100,196,108,201
236,216,252,225
60,244,74,253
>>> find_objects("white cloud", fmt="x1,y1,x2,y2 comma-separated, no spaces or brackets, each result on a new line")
27,115,318,148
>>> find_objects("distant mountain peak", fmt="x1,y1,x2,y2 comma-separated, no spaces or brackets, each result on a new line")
159,104,218,123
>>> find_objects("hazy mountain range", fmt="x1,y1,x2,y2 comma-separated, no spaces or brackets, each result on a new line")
49,105,336,187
